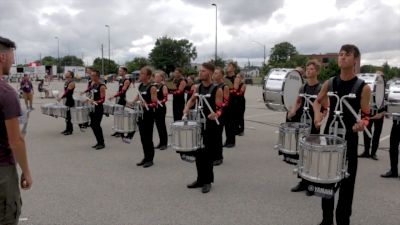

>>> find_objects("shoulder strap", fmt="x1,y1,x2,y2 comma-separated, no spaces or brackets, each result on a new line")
351,77,364,94
328,77,335,92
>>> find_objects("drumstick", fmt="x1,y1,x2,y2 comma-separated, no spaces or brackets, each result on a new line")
342,99,372,138
137,91,149,111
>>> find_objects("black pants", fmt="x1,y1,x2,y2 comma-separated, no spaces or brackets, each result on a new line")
89,106,104,145
173,97,185,121
155,106,168,146
389,120,400,173
224,106,236,145
363,117,384,155
236,97,246,135
196,121,219,184
213,117,224,161
66,109,73,132
138,110,155,162
321,132,358,225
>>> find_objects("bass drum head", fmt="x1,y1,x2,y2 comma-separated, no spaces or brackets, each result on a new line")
374,75,385,109
283,70,303,111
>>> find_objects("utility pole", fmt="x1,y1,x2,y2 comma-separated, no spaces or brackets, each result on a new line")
211,3,217,64
101,44,104,76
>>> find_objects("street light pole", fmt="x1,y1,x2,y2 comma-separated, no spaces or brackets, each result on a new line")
253,40,266,66
105,25,110,75
54,36,60,76
211,3,217,64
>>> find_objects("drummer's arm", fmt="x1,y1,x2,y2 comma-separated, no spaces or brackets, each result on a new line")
161,85,169,103
59,82,75,100
313,81,329,127
148,86,158,108
93,86,106,105
223,86,230,107
210,88,223,120
353,85,371,132
183,86,198,116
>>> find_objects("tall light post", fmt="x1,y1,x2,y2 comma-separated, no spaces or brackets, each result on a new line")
54,36,60,76
105,25,111,75
211,3,217,64
253,40,266,66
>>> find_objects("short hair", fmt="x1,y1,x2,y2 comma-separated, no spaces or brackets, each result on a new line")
141,66,153,77
0,36,16,51
92,69,100,77
340,44,360,58
227,62,236,69
202,62,215,72
215,66,225,75
175,67,184,74
119,66,128,73
306,59,321,72
67,70,75,78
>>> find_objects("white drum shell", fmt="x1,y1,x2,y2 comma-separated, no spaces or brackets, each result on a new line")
171,121,202,152
74,96,90,108
277,122,311,155
51,104,68,118
263,69,303,111
70,107,91,124
298,135,347,184
113,110,138,133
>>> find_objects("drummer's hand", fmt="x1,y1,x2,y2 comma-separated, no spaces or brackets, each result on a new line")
108,97,114,101
208,112,218,121
56,97,61,102
183,108,189,116
314,119,322,130
182,114,188,120
352,121,365,132
287,111,295,119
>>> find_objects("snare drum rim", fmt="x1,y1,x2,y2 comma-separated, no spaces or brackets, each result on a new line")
299,134,346,152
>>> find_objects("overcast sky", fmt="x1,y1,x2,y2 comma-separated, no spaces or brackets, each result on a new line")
1,0,399,67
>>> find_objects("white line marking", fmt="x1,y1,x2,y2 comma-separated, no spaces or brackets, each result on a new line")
380,135,390,142
19,218,28,221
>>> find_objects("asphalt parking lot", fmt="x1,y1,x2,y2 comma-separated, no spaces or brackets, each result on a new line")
9,80,400,225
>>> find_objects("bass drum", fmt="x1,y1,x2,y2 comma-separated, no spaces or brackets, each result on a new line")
263,68,303,111
357,73,385,109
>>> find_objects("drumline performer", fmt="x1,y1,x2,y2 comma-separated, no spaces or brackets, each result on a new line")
380,113,400,178
133,67,158,168
212,67,229,166
0,36,32,225
58,71,75,135
233,72,246,136
183,62,223,193
287,59,322,194
172,67,187,121
223,62,237,148
313,44,371,225
185,75,196,103
359,71,386,160
109,66,132,138
79,67,94,129
87,69,107,150
154,70,168,150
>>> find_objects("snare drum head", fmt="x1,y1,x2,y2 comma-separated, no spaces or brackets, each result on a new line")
173,120,199,127
301,134,345,148
283,70,303,111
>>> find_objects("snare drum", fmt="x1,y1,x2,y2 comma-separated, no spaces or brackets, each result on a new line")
113,110,138,133
263,68,303,111
70,107,91,124
276,122,311,164
297,135,347,184
387,81,400,114
357,73,385,109
51,104,68,119
74,96,89,107
170,120,202,152
41,103,55,116
103,101,115,115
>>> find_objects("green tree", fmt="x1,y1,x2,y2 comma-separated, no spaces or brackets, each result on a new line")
41,56,58,66
319,59,340,81
149,36,197,74
92,57,119,75
268,42,298,67
126,57,149,73
207,56,226,68
60,55,84,67
360,64,378,73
